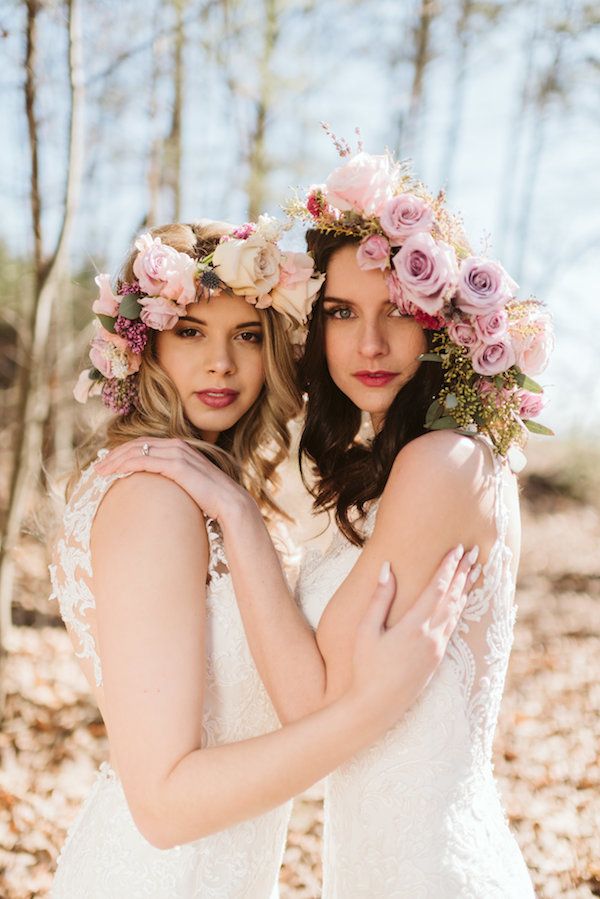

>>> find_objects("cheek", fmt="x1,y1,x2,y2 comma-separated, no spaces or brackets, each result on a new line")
324,325,350,379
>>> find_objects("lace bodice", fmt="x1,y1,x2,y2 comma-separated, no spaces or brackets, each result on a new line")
49,451,290,898
296,444,535,898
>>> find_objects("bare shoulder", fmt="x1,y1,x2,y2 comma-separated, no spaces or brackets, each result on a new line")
93,472,208,553
384,431,491,507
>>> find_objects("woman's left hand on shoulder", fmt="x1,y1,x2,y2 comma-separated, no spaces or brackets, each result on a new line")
95,437,247,522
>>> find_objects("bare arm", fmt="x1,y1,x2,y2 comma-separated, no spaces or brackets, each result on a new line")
96,438,481,725
92,470,470,850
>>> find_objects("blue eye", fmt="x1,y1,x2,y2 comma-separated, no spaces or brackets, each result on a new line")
325,306,354,320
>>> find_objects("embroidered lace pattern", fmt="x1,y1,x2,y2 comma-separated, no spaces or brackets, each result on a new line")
296,445,535,898
50,453,290,898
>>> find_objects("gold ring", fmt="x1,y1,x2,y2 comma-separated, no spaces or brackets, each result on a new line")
141,442,150,456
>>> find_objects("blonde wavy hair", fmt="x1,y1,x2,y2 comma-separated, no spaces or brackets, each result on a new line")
71,221,302,519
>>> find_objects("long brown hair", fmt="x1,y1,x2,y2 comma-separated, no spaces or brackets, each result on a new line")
298,229,444,545
72,221,302,519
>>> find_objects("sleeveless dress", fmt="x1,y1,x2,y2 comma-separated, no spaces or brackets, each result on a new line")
296,446,535,898
48,451,291,899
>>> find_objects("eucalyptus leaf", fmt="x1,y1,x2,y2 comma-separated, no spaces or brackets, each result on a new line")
516,372,543,394
524,419,554,436
96,313,116,333
493,375,505,389
428,415,458,431
425,399,442,427
418,353,443,363
118,293,142,320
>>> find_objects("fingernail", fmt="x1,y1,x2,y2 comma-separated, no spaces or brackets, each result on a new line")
378,560,391,585
466,545,480,565
469,563,482,583
454,544,464,559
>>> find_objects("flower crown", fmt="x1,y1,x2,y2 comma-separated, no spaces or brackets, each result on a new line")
285,142,554,463
74,216,325,415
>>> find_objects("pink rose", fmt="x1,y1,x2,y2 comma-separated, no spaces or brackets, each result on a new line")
385,271,414,315
356,235,391,271
456,256,518,315
447,319,479,348
138,295,183,331
516,389,546,419
380,193,434,245
324,152,394,216
471,338,516,376
512,310,554,375
392,232,459,314
89,328,141,379
473,308,508,345
279,252,316,287
133,234,196,305
92,273,120,317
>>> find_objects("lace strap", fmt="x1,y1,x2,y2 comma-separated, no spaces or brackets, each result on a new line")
205,517,229,583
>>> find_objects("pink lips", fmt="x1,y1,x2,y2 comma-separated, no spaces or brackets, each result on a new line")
353,370,398,387
195,389,239,409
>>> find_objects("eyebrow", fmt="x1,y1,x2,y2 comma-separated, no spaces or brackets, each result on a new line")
323,295,393,305
177,314,263,328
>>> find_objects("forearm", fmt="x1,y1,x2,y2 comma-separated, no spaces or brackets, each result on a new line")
149,691,383,848
219,497,328,722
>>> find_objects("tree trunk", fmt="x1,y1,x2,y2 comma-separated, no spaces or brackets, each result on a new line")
438,0,473,195
164,0,186,221
396,0,438,163
0,0,84,698
246,0,278,220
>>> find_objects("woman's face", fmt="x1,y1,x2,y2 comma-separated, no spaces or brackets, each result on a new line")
323,244,427,429
155,291,266,442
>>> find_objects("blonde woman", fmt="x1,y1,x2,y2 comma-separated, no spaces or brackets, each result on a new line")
50,219,475,898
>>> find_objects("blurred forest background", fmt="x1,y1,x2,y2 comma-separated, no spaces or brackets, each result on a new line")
0,0,599,896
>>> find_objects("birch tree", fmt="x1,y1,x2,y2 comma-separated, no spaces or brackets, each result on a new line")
0,0,84,695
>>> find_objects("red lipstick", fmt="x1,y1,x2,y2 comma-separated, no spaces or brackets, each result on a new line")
195,389,239,409
353,370,398,387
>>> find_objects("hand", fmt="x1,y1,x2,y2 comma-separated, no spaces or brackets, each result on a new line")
349,545,477,734
94,437,249,522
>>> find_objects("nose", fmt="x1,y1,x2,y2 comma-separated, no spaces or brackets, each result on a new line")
358,317,388,359
205,337,236,376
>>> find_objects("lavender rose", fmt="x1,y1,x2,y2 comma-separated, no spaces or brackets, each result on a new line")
471,338,516,376
356,235,391,271
393,232,459,314
473,308,509,345
380,193,434,246
456,256,518,316
447,319,479,348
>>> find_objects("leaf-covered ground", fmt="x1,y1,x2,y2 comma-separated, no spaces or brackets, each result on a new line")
0,444,599,898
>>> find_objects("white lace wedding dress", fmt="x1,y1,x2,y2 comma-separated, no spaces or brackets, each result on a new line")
297,447,535,898
49,451,291,898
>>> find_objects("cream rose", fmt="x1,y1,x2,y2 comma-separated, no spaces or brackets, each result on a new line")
212,235,282,297
269,272,325,324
